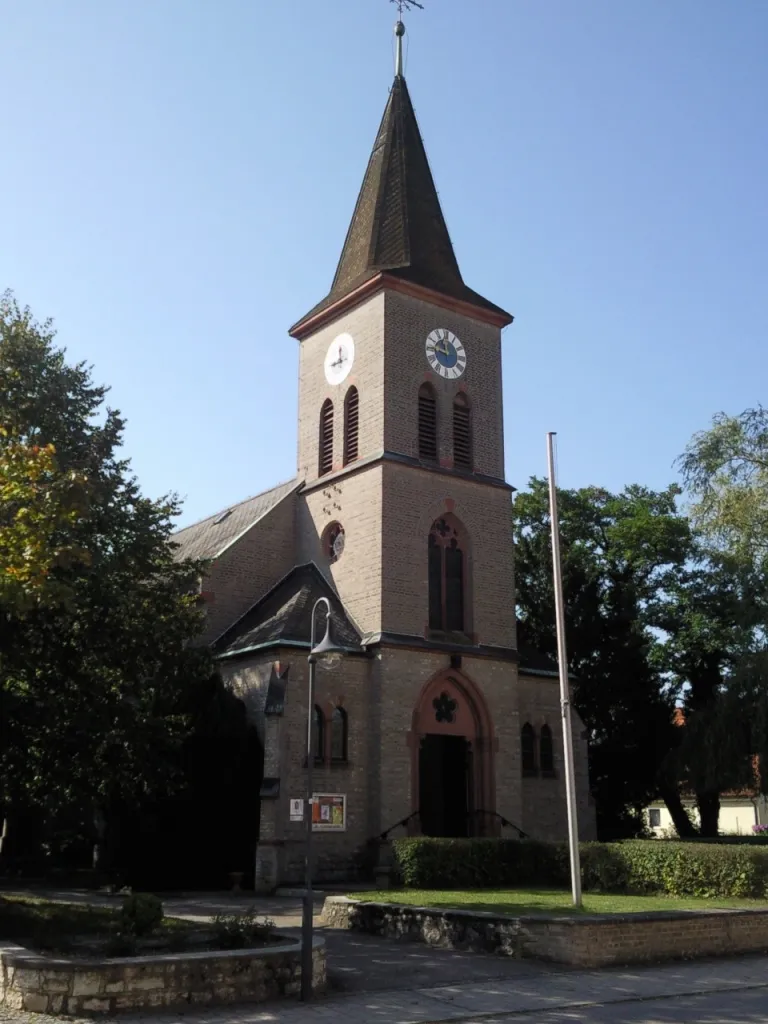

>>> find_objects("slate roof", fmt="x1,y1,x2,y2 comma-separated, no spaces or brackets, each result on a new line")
292,75,512,330
172,478,300,562
214,563,363,659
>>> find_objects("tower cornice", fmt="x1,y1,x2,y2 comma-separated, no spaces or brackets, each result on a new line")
290,270,513,340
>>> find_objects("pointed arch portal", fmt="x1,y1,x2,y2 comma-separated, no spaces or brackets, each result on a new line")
409,670,496,838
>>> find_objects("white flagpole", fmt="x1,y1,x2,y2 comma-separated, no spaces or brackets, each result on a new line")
546,432,582,907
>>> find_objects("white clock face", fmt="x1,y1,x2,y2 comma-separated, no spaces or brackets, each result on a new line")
324,333,355,386
426,328,466,380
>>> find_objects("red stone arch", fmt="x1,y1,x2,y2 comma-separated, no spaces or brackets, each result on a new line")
408,668,497,837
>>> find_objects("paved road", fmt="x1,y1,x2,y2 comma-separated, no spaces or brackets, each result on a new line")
5,890,768,1022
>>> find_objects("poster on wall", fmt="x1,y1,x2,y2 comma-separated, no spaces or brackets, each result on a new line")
312,793,346,832
289,799,304,822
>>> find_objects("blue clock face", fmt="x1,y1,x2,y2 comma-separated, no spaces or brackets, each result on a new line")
435,340,458,368
425,329,467,380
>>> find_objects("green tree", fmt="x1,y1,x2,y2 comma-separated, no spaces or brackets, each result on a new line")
0,293,213,870
0,434,88,611
514,479,691,838
649,552,764,836
679,406,768,572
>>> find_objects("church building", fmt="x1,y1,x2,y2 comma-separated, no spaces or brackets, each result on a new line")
174,20,595,890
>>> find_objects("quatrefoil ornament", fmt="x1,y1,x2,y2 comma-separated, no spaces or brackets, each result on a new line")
433,691,457,724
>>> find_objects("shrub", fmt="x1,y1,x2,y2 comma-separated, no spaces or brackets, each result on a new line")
119,893,163,937
390,837,768,899
391,838,568,889
211,908,275,949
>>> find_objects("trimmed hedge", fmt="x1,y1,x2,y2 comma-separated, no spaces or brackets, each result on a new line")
390,838,768,899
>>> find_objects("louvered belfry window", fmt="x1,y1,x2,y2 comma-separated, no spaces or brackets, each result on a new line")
418,383,438,461
319,399,334,476
453,393,472,470
343,386,359,465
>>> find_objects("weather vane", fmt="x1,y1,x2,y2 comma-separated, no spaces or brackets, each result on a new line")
390,0,424,13
390,0,423,76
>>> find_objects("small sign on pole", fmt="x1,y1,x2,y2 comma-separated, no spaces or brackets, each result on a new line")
289,798,304,822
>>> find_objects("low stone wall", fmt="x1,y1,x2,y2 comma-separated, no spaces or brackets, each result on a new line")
0,936,326,1015
323,896,768,968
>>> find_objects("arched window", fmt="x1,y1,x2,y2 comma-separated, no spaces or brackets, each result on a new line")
343,387,359,465
428,517,465,632
540,724,555,776
418,383,438,461
521,723,537,777
312,705,325,763
331,706,348,762
319,399,334,476
453,393,472,470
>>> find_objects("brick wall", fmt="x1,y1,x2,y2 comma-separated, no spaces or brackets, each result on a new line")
297,469,383,637
201,494,298,645
518,673,595,841
381,462,516,648
297,293,385,486
324,896,768,968
383,291,505,478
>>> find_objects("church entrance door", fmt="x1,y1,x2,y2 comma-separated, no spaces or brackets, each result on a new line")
419,734,471,837
409,669,496,837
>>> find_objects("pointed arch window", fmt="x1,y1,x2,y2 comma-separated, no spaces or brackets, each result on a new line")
540,724,555,776
331,706,348,762
418,383,438,462
319,399,334,476
453,392,472,470
428,517,465,633
521,723,537,777
343,387,359,465
313,705,326,764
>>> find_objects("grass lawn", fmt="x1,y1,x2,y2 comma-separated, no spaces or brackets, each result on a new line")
349,888,768,916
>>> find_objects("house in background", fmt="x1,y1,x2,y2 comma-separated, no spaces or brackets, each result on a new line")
645,791,768,837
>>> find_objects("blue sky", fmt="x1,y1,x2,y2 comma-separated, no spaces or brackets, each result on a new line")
2,0,766,526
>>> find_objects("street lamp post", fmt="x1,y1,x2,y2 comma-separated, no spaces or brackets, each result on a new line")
301,596,345,1002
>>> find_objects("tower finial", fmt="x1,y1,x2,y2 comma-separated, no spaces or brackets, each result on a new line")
390,0,423,78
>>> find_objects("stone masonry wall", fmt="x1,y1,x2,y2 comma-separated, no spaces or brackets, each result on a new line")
0,939,325,1016
323,896,768,968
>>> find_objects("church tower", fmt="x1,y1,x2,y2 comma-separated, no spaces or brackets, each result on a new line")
291,24,517,657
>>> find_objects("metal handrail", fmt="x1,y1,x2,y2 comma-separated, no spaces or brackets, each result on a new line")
377,810,420,841
469,808,529,839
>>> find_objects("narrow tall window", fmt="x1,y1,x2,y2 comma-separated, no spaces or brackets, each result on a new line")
343,387,359,465
319,399,333,476
331,706,348,762
540,724,554,776
453,393,472,470
418,383,438,461
313,705,325,763
428,517,465,632
521,723,537,777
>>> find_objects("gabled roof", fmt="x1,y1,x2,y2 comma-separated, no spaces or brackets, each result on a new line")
172,478,300,562
291,75,512,333
214,563,363,659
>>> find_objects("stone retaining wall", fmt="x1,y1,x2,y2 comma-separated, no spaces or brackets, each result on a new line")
323,896,768,968
0,936,326,1015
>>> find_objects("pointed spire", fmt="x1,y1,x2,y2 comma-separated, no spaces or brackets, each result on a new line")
290,17,512,337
